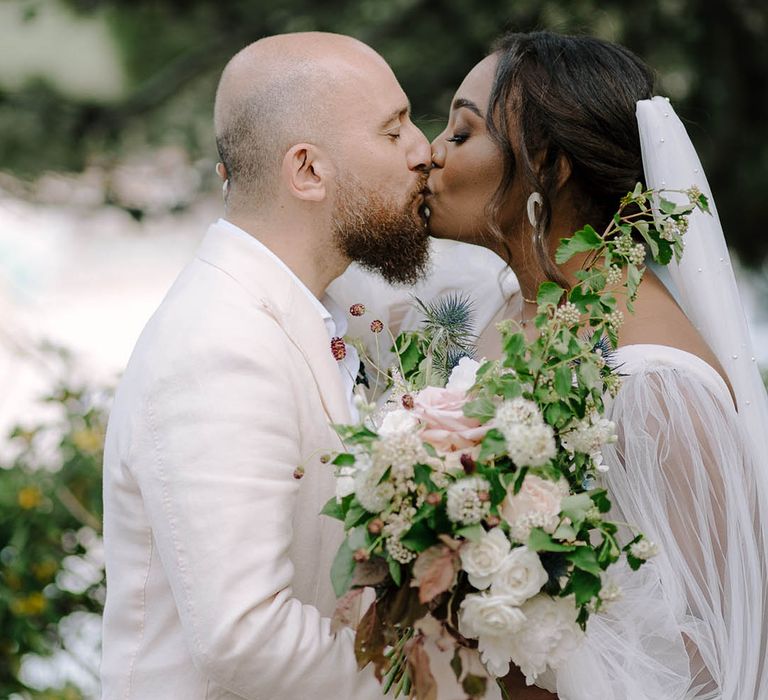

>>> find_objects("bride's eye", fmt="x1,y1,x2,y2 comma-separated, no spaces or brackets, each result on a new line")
446,132,469,145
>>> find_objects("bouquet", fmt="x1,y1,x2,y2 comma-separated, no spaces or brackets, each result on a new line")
322,185,709,698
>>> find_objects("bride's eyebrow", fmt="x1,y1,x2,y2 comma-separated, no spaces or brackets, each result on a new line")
452,98,483,118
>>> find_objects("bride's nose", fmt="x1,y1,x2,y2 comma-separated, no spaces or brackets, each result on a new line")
430,138,445,169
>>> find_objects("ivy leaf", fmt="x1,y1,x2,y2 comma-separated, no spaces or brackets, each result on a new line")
589,489,612,513
388,558,402,585
537,281,565,307
455,523,485,542
569,285,600,312
527,528,576,552
503,332,525,358
393,333,423,378
331,540,356,597
345,502,370,528
656,237,673,265
554,365,573,397
577,361,602,390
463,396,496,422
570,568,602,605
320,496,345,521
401,519,437,552
479,429,507,461
555,225,602,263
566,546,602,576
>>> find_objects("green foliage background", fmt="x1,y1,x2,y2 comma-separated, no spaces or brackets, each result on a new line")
1,0,767,262
0,350,107,699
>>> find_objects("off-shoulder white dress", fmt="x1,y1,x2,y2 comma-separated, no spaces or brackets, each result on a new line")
533,344,768,700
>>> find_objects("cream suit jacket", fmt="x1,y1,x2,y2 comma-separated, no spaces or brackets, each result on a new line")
101,222,386,699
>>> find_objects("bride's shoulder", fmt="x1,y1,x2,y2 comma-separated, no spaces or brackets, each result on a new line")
612,343,734,409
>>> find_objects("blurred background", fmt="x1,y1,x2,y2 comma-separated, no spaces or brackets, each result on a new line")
1,0,766,697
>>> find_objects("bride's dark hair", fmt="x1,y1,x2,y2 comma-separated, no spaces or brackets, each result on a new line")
487,31,655,285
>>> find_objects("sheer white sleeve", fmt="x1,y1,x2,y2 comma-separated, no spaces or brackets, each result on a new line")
547,347,768,700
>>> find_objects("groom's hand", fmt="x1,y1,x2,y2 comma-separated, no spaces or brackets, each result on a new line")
501,665,559,699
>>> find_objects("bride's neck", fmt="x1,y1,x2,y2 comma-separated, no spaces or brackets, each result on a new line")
504,208,591,301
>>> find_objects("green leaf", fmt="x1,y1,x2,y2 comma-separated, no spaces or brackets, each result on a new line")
537,281,565,307
554,365,573,398
475,360,495,381
348,526,370,551
463,396,496,422
401,520,436,552
332,453,356,466
589,489,611,513
566,546,602,576
320,496,345,521
512,466,529,494
345,502,370,528
553,522,577,540
577,361,602,390
527,528,576,552
555,225,603,264
414,463,433,488
570,568,602,605
544,401,571,428
503,332,525,358
331,540,356,597
456,523,485,542
656,238,673,265
479,429,507,461
394,333,423,378
560,492,593,530
568,285,600,312
388,558,402,585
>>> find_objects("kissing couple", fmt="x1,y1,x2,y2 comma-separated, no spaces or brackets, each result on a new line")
100,30,768,700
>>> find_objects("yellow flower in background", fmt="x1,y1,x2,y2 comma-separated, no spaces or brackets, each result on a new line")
31,560,58,582
72,427,104,454
17,486,43,510
10,592,47,617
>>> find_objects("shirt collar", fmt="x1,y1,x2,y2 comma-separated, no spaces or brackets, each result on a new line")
216,218,333,327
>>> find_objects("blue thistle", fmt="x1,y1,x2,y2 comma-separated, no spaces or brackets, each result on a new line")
414,293,477,381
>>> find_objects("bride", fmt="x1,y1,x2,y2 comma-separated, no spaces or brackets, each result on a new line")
419,31,768,699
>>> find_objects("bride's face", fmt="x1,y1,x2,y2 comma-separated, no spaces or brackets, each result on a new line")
427,54,512,246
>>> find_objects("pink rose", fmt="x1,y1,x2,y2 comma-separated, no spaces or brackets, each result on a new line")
412,386,489,454
501,475,570,538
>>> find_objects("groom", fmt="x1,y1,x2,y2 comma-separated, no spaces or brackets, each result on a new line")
100,32,431,699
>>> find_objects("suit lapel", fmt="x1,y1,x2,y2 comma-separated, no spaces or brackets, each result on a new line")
196,222,352,426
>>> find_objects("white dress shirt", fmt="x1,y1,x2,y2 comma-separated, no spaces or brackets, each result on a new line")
217,219,360,419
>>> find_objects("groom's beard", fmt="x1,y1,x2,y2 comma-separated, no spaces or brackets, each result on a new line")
331,173,431,286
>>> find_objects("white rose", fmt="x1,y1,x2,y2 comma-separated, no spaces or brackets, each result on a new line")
378,408,420,436
459,527,511,590
459,593,526,678
459,592,526,640
490,546,549,604
446,356,482,393
508,595,584,684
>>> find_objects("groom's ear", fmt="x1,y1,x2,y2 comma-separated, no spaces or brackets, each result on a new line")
282,144,329,202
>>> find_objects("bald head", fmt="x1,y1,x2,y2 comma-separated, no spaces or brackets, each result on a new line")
214,33,392,211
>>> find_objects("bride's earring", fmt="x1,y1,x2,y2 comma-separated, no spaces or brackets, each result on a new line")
527,192,543,228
